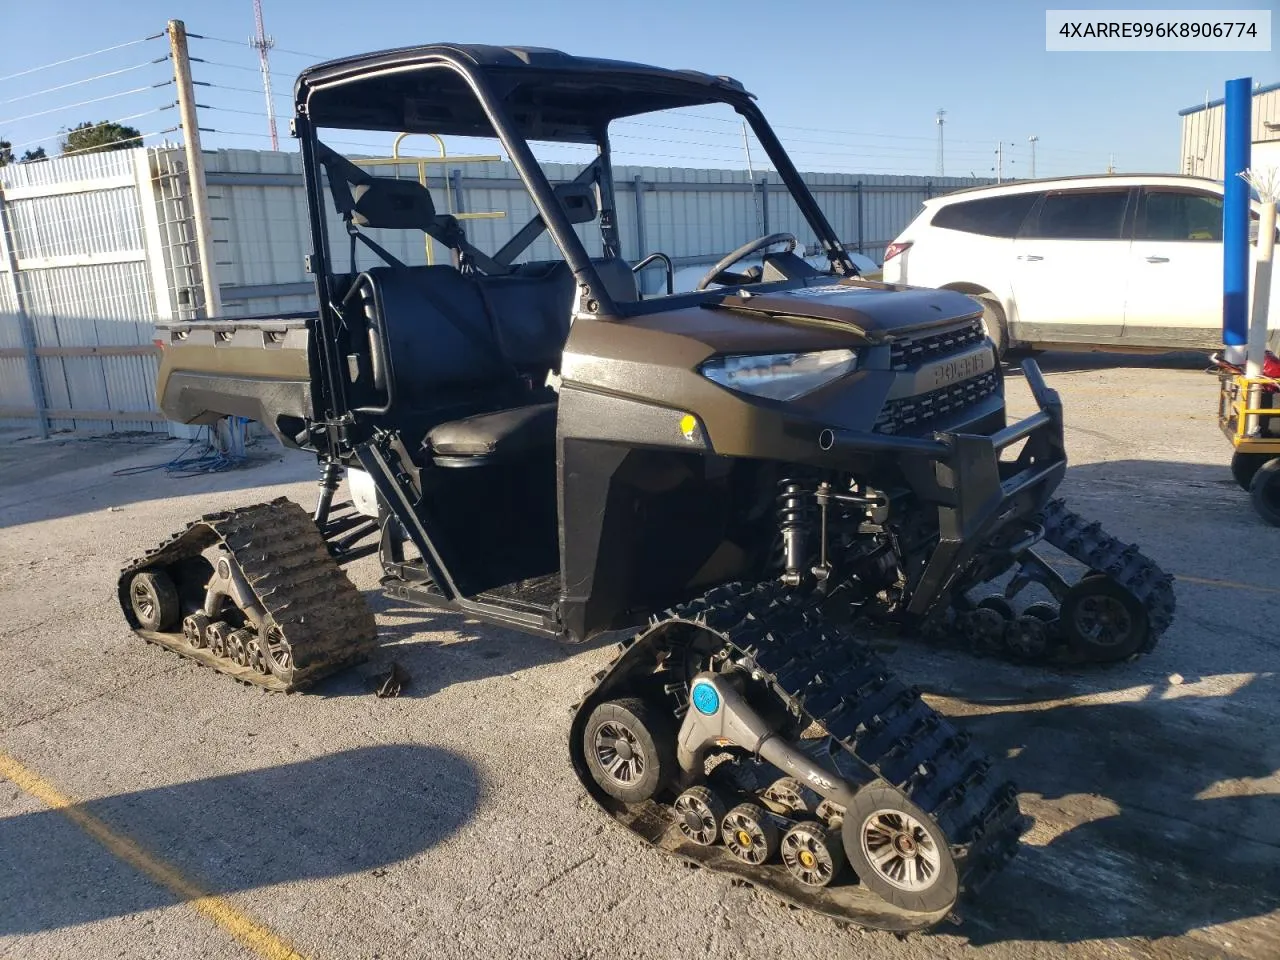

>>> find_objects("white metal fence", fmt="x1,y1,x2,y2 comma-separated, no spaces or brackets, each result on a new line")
0,149,175,434
1,145,990,436
207,147,989,317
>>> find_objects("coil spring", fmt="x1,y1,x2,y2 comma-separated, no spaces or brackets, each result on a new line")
777,479,815,531
777,479,815,581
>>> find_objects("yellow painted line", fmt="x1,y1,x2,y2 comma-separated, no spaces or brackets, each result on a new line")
0,752,307,960
1170,573,1280,596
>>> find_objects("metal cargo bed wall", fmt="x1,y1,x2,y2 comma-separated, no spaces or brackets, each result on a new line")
0,148,185,436
202,147,991,317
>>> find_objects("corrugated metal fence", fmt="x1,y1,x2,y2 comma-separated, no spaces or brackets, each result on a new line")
1,145,990,435
209,148,990,317
0,149,180,434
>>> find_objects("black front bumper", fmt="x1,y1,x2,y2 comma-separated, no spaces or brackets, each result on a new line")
819,359,1067,617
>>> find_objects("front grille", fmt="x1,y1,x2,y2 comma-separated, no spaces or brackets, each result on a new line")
889,319,985,371
875,370,1000,435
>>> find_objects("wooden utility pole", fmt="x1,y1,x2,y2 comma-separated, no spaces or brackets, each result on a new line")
167,19,221,318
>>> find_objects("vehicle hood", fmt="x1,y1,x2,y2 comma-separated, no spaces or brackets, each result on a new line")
709,280,981,343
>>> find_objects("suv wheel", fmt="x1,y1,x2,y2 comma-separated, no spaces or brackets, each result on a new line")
975,295,1008,359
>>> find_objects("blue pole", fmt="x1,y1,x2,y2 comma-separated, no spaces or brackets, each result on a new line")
1222,77,1251,358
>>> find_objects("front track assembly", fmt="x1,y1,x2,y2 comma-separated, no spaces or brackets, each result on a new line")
949,498,1177,665
569,582,1024,933
118,497,377,691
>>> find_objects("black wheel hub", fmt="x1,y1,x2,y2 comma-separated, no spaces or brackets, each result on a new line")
130,581,157,621
1071,594,1133,647
593,722,645,786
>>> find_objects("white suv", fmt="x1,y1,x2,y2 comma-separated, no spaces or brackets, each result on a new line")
880,174,1278,356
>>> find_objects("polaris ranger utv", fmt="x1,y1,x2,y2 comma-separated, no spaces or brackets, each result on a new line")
119,44,1174,930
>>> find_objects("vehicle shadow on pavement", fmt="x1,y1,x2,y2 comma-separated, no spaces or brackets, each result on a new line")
935,672,1280,947
310,594,619,700
0,744,480,936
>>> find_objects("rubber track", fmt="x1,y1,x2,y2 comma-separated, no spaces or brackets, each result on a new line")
946,498,1177,664
1037,498,1176,654
573,581,1024,923
117,497,377,691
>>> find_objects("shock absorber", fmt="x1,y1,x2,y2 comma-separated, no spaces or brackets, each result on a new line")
313,459,343,524
777,478,815,587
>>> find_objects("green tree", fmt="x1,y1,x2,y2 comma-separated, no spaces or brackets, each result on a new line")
0,139,12,167
61,120,142,156
21,146,46,162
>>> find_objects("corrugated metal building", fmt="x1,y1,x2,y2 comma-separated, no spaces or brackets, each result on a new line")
206,148,989,318
2,144,990,436
1179,81,1280,179
0,149,178,434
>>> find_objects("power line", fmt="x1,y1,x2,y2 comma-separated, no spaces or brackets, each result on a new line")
0,33,164,84
0,82,171,127
202,104,278,118
612,119,1009,157
190,58,262,73
9,106,176,150
20,126,180,162
189,33,326,61
0,59,168,106
197,80,293,102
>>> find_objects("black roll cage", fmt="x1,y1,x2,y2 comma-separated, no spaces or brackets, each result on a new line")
292,46,856,425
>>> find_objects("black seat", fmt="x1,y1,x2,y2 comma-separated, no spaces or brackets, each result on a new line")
356,255,638,468
426,401,557,466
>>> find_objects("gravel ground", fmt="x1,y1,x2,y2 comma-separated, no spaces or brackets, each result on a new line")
1,353,1277,960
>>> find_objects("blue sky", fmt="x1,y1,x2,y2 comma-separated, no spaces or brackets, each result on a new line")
2,0,1276,178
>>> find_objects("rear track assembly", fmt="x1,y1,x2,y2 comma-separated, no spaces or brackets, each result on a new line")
118,497,377,692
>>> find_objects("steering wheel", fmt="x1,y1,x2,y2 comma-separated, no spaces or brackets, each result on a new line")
695,232,798,291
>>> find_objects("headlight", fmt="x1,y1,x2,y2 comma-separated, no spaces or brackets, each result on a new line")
699,349,857,401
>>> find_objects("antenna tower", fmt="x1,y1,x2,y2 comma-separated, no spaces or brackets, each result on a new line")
249,0,278,150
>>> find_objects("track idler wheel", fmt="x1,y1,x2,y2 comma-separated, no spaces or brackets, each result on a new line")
246,637,270,675
228,629,254,668
781,822,845,888
206,621,233,659
258,621,294,683
673,786,726,846
1060,574,1149,662
128,570,180,632
843,784,957,914
722,803,779,865
960,596,1011,653
182,612,211,649
1023,601,1059,623
582,698,678,804
1004,615,1054,660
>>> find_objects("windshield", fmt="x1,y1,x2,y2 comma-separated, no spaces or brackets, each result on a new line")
310,98,854,317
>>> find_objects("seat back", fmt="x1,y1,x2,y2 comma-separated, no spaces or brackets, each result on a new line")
362,266,508,404
350,257,638,414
